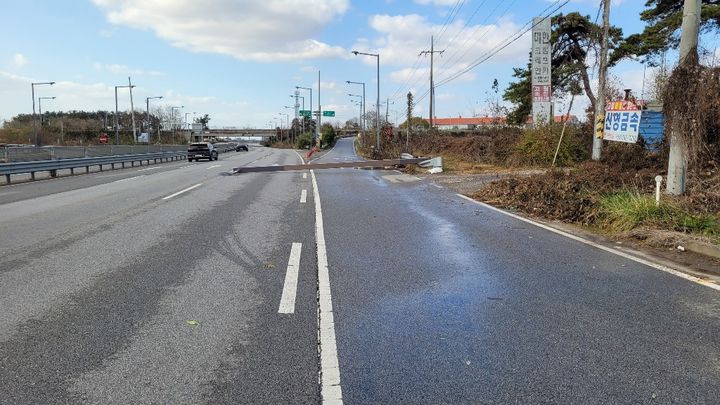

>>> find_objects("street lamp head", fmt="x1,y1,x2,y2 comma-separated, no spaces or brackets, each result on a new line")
352,51,359,55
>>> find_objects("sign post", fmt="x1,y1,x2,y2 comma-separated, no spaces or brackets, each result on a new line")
531,16,552,126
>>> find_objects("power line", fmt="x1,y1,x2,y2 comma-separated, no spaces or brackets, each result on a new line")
436,0,508,73
436,0,569,88
435,0,466,44
414,0,569,105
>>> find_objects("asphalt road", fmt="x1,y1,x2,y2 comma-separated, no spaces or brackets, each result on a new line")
1,139,719,404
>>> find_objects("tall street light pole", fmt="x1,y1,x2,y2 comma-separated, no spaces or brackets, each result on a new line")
352,50,381,151
128,77,137,143
292,95,306,135
296,86,313,136
38,96,56,126
146,96,163,144
346,80,366,132
31,81,55,146
284,106,295,144
171,106,184,144
349,94,362,130
114,84,135,145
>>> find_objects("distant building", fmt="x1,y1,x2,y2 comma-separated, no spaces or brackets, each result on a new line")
431,116,507,130
526,114,579,125
429,115,578,130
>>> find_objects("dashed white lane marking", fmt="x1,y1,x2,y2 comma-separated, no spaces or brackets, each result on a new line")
162,183,203,200
311,169,343,403
456,194,720,292
300,189,307,203
206,164,221,170
303,172,308,179
136,166,162,172
432,183,444,189
278,243,303,314
113,175,144,183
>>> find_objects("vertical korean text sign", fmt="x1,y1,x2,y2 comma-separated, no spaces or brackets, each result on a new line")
604,101,642,143
531,16,552,126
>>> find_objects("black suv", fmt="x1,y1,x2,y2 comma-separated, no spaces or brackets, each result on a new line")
187,142,218,161
235,144,249,152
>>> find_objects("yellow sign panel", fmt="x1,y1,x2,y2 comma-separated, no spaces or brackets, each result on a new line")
595,113,605,139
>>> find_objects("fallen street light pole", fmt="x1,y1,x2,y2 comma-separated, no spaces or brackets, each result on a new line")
229,157,442,174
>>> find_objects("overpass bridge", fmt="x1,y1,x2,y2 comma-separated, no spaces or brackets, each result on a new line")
191,128,360,143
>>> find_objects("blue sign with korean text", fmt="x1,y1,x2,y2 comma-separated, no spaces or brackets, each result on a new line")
604,109,642,143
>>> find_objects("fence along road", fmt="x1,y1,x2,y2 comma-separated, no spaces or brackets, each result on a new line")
0,143,239,184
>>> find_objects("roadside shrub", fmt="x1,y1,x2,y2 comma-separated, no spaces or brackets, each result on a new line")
296,133,312,149
321,124,337,148
509,123,588,167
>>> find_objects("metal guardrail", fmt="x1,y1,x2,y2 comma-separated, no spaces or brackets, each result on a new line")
0,152,187,184
0,142,241,184
0,144,188,163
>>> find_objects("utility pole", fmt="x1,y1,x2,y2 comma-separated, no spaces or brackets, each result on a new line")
592,0,611,160
667,0,701,195
128,77,137,143
419,36,443,128
318,71,321,142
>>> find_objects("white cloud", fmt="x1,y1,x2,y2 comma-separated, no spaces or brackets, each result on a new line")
414,0,457,5
0,71,241,127
13,54,29,68
360,13,527,97
91,0,349,62
93,63,165,77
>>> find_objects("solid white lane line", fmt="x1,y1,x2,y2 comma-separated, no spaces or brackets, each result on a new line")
162,183,203,200
311,169,343,403
206,164,221,170
137,166,162,172
456,194,720,292
278,243,303,314
300,189,307,203
303,172,308,179
113,175,144,183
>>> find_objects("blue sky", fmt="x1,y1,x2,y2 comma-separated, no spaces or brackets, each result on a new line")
1,0,718,129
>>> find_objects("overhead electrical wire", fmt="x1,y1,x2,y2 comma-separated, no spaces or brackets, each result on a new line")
389,0,465,102
413,0,570,105
434,0,466,44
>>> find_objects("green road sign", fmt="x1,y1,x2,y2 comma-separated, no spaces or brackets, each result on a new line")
300,110,311,117
323,111,335,117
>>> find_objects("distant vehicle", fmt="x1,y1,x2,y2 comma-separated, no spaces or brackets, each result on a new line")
187,142,218,162
235,144,249,152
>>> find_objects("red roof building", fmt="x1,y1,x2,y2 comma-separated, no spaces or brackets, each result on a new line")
426,115,578,130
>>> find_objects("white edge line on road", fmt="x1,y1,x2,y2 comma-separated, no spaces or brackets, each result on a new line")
113,175,144,183
278,243,303,314
456,193,720,292
311,169,343,403
162,183,203,200
206,164,221,170
300,189,307,203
